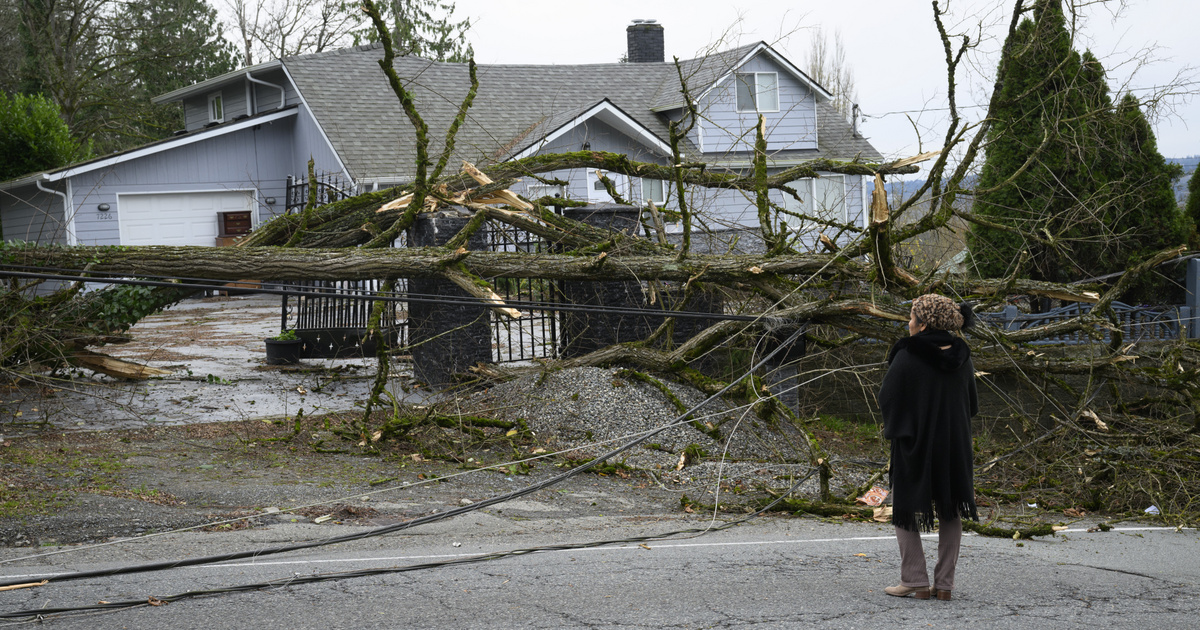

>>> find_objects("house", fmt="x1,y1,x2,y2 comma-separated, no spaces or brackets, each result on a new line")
0,21,883,252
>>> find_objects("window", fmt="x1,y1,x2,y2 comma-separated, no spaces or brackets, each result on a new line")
526,184,564,200
641,178,666,205
811,175,846,222
786,175,846,225
735,72,779,112
208,93,224,123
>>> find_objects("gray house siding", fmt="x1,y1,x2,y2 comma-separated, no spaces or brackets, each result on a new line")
0,185,69,245
698,55,817,155
66,117,297,246
183,84,248,132
679,171,866,249
182,71,300,132
183,93,212,131
292,106,347,184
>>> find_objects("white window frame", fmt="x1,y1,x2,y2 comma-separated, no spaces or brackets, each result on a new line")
735,72,780,113
641,178,667,205
208,92,224,123
526,183,565,200
811,174,847,223
785,174,847,227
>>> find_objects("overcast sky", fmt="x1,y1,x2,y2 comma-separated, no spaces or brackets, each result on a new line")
450,0,1198,162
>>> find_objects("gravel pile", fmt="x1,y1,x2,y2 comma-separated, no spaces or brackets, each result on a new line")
466,367,826,477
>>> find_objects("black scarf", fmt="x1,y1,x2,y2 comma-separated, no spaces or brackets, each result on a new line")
880,329,979,531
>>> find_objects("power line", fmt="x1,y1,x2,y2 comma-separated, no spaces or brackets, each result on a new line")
861,81,1200,120
0,328,807,620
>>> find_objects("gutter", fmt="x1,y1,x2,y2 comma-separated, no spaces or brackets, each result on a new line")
36,175,77,246
245,71,286,114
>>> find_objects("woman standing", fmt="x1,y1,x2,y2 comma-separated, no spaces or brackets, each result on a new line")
879,293,979,601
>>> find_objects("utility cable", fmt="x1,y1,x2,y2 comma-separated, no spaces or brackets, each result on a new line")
0,468,817,622
0,327,805,590
0,378,806,568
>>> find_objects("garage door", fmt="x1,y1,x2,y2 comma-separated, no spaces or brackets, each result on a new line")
118,191,253,246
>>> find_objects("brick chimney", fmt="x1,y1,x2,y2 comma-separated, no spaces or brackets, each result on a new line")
626,19,664,63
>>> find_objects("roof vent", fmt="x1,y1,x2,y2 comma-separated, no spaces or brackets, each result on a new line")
626,20,664,63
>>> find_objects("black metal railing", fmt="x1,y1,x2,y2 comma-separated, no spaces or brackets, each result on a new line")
485,220,559,363
285,173,352,214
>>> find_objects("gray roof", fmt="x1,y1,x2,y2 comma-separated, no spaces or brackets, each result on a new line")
282,42,882,182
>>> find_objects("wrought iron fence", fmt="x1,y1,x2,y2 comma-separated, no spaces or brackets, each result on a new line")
285,172,353,213
484,220,559,363
281,279,407,358
977,301,1189,344
280,216,560,363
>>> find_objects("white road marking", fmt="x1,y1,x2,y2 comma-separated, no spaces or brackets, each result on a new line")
1,527,1191,580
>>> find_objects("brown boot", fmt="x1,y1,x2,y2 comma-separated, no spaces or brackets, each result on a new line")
930,588,952,600
884,585,931,599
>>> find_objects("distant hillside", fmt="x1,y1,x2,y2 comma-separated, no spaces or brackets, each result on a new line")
1169,156,1198,205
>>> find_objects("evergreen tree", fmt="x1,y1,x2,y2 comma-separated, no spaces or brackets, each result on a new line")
1186,162,1200,245
969,0,1186,296
350,0,472,62
0,92,90,181
969,0,1092,282
117,0,239,140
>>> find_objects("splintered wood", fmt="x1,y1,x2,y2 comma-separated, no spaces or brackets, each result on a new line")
376,161,534,214
70,350,173,380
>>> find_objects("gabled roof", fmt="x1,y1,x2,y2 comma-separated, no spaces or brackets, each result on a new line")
652,41,832,112
283,45,686,182
3,40,881,190
282,42,879,183
508,99,674,161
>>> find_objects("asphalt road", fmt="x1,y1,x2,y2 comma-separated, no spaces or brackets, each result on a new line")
2,512,1196,629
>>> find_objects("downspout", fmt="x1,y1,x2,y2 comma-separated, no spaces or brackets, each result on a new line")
246,71,286,114
36,176,77,246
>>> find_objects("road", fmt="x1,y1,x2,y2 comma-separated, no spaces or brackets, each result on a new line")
2,511,1196,629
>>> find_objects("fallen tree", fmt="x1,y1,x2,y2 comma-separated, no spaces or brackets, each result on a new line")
2,0,1198,522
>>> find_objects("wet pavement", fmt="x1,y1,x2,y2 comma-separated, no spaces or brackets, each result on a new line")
1,294,425,437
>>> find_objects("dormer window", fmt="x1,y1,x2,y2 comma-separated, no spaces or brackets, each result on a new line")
735,72,779,113
208,93,224,123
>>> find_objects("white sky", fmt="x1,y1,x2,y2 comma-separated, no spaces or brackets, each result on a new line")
450,0,1198,162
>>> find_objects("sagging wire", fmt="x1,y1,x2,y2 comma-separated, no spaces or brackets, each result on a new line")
0,326,807,593
0,391,776,569
0,377,773,567
0,372,829,569
1,225,885,610
0,468,818,622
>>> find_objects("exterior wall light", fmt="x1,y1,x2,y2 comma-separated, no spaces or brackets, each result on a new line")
265,197,276,205
98,203,111,212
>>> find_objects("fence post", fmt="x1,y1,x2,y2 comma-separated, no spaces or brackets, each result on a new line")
559,203,645,358
408,209,492,386
1002,304,1020,331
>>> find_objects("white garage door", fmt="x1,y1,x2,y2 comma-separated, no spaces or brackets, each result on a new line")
118,191,253,246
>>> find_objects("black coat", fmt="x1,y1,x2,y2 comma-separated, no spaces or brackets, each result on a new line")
880,329,979,531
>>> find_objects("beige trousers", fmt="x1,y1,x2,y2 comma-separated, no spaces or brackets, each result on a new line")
894,518,962,591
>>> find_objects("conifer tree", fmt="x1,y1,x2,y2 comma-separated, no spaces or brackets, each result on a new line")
969,0,1091,282
1186,162,1200,245
969,0,1187,296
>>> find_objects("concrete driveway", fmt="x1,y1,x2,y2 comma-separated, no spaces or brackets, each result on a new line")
2,294,416,436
